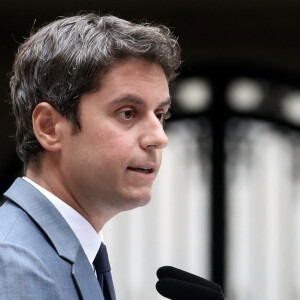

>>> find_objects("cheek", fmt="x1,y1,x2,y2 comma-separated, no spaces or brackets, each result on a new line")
99,129,137,150
157,150,163,166
90,131,137,165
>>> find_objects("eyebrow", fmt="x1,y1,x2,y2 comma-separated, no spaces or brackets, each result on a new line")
110,94,171,109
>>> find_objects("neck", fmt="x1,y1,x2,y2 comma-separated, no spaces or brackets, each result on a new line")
26,159,119,232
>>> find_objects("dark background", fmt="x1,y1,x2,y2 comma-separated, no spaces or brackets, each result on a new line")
1,0,300,186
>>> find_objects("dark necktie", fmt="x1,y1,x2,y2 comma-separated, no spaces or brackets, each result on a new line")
93,243,116,300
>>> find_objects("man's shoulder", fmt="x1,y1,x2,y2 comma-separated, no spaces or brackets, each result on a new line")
0,200,64,299
1,178,84,262
0,199,44,244
0,201,79,300
0,199,61,266
0,181,101,299
0,241,55,278
0,199,29,239
0,241,64,299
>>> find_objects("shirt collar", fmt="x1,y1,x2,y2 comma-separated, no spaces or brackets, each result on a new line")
23,177,102,266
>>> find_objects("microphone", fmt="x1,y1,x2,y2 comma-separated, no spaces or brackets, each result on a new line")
156,266,225,300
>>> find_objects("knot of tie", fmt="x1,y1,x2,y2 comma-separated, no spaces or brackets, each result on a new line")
94,243,111,273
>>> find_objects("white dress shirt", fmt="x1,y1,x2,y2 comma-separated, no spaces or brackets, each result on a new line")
23,177,102,268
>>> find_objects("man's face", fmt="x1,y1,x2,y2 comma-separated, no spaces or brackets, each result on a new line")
60,58,170,215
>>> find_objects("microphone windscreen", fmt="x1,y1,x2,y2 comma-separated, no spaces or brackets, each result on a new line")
156,278,224,300
157,266,222,293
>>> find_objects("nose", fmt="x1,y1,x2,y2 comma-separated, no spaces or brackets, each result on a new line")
140,115,168,150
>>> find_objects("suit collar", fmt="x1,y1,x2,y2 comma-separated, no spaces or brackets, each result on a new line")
72,248,105,299
4,177,105,300
4,177,80,262
22,176,103,266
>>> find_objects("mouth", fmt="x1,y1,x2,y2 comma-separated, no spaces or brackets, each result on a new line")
127,167,155,174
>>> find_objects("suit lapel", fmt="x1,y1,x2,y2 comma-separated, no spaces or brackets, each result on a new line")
4,178,105,300
72,247,104,300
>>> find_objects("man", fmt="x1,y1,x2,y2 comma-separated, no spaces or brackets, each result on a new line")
0,13,180,299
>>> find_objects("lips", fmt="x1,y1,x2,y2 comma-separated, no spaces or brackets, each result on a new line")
127,167,155,174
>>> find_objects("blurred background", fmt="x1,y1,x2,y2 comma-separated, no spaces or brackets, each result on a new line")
1,0,300,299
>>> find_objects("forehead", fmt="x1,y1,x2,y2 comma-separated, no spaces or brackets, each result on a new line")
102,58,168,88
87,57,170,107
80,57,170,112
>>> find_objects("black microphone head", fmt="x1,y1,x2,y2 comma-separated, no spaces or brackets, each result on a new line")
157,266,222,293
156,278,224,300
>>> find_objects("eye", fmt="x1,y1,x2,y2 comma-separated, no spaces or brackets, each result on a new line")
156,111,171,125
120,110,135,120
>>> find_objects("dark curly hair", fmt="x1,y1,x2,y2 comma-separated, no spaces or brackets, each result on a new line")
10,13,181,168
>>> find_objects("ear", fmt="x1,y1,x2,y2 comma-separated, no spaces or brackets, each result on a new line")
32,102,68,152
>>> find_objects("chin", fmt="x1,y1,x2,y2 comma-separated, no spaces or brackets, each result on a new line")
137,196,152,207
123,191,152,211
